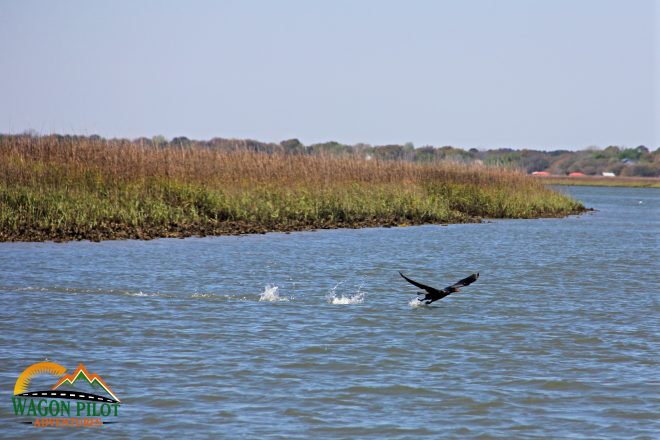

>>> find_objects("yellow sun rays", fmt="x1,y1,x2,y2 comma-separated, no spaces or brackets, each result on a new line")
14,362,67,395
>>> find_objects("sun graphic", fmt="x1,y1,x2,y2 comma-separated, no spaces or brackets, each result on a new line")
14,361,67,395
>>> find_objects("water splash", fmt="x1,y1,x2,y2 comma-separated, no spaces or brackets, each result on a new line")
127,290,160,297
259,284,289,302
329,292,364,305
408,296,425,307
327,281,365,304
191,292,214,298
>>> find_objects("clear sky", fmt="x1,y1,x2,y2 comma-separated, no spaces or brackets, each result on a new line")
1,0,657,150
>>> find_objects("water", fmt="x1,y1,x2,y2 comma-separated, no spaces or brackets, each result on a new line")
0,186,658,438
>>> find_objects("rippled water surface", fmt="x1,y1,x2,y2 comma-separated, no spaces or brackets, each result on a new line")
1,186,658,438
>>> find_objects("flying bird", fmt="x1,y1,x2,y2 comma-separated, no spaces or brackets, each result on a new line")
399,271,479,305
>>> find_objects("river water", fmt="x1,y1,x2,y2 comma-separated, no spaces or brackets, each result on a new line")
0,186,658,438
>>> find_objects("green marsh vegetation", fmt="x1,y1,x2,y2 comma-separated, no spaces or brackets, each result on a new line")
533,175,660,188
0,135,585,241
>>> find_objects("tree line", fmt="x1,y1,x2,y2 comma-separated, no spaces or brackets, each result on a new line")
3,133,659,177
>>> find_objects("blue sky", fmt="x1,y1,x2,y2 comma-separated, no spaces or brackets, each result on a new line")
1,0,657,150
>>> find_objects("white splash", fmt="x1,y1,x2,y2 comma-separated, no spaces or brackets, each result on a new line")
408,296,425,307
259,284,289,302
127,290,158,297
326,281,365,305
191,292,213,298
329,292,365,304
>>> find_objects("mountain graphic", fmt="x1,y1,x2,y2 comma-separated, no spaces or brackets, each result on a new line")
52,364,120,403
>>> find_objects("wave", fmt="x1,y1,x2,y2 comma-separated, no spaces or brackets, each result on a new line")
258,284,289,302
326,281,365,305
9,285,172,298
190,292,214,298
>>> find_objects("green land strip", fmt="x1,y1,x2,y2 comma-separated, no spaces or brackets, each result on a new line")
534,175,660,188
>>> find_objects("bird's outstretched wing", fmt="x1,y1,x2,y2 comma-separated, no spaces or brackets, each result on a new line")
399,272,442,295
446,273,479,291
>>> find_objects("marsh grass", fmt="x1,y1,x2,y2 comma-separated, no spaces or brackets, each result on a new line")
534,175,660,188
0,136,585,241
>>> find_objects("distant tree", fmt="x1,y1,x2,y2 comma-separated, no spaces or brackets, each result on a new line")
546,152,576,175
603,145,620,156
372,144,404,161
414,146,436,162
152,135,168,147
618,148,642,162
403,142,415,161
280,138,305,154
521,153,550,173
171,136,191,148
483,150,522,168
134,137,152,147
353,143,373,157
592,148,616,160
444,147,472,163
308,141,350,155
621,163,659,177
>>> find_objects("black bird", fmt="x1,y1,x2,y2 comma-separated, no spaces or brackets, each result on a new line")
399,272,479,305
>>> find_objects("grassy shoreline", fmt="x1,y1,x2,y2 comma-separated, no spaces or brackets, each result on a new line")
1,136,586,242
533,175,660,188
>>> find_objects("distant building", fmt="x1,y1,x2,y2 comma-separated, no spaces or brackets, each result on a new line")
602,172,616,177
568,172,585,177
531,171,550,175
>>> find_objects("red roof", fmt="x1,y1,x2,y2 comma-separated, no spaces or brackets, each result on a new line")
568,172,585,176
531,171,550,175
